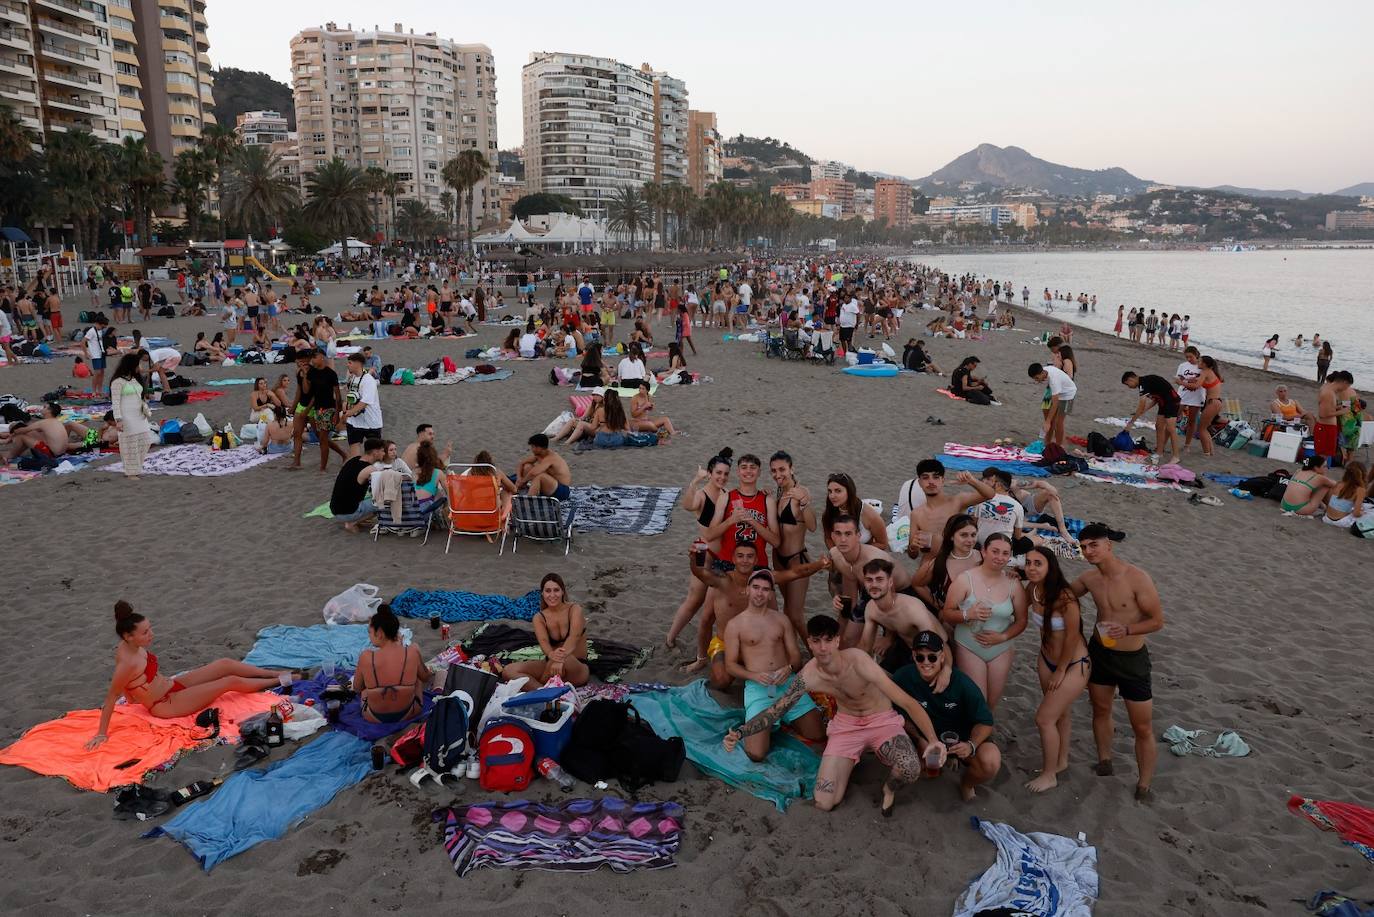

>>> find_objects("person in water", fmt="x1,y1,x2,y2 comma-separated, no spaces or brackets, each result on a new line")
88,601,291,749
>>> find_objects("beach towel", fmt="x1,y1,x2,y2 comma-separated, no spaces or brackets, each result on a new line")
953,818,1099,916
106,444,286,476
943,443,1039,462
630,680,819,812
0,469,44,488
1289,796,1374,864
0,692,279,792
1095,416,1151,430
183,390,225,403
1202,473,1249,486
467,368,514,382
937,454,1051,478
1305,891,1374,916
243,623,412,669
413,368,476,385
304,501,334,519
145,732,371,871
1161,725,1250,757
203,378,258,386
935,388,966,400
289,670,433,741
390,588,540,623
568,486,682,535
463,623,650,684
439,797,683,876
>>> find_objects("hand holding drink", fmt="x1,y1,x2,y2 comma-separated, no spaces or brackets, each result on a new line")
692,539,708,567
923,742,945,778
1096,621,1126,647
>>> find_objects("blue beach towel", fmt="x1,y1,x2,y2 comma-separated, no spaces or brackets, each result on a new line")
631,680,819,812
937,454,1051,478
467,368,514,382
1203,472,1249,486
204,378,259,386
243,624,412,670
289,670,434,741
1031,514,1088,538
390,588,540,623
145,732,371,870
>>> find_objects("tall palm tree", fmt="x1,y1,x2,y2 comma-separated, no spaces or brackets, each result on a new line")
640,180,664,248
303,157,371,268
198,123,240,240
40,129,112,254
170,147,215,239
394,199,441,243
663,182,695,248
606,185,650,249
437,189,456,238
0,104,40,229
221,145,299,240
113,137,167,246
378,172,403,245
364,165,387,240
441,149,490,249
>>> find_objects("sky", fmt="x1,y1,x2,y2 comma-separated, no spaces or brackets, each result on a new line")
211,0,1374,192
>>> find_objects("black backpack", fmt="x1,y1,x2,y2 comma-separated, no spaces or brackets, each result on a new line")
379,363,394,384
1086,431,1115,457
559,699,684,792
160,390,188,406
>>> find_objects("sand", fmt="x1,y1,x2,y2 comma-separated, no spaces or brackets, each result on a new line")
1,279,1371,916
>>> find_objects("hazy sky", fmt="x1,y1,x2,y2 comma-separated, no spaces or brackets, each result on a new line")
212,0,1374,192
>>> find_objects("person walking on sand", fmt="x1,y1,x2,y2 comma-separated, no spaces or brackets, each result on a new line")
1070,523,1164,802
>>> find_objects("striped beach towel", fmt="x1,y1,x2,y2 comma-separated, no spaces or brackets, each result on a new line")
569,486,681,535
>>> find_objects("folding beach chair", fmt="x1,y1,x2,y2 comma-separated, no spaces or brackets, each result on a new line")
501,493,576,556
809,330,836,365
371,479,445,543
443,464,509,553
1222,396,1261,428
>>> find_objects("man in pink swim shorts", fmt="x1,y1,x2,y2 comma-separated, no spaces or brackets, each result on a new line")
725,614,944,816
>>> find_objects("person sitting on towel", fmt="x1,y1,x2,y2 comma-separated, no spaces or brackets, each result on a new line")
87,601,293,749
497,573,589,689
353,604,431,723
950,356,994,404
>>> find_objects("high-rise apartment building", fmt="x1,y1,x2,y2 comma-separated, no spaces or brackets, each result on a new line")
235,109,288,145
810,177,855,217
522,51,687,221
289,22,499,227
809,159,850,182
686,109,721,195
0,0,214,160
873,179,912,229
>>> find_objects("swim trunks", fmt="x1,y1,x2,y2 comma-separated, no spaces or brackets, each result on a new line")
707,636,726,659
551,481,571,501
744,675,817,724
1088,637,1152,702
823,709,906,762
1313,422,1339,458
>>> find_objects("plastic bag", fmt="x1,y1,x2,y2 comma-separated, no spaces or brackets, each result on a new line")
322,582,382,624
192,412,213,437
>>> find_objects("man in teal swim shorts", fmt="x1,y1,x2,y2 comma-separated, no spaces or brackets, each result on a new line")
722,569,825,762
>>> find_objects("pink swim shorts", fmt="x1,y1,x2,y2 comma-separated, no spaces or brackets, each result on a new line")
823,709,906,762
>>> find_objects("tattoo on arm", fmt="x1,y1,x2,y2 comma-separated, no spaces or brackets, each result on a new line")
735,672,806,738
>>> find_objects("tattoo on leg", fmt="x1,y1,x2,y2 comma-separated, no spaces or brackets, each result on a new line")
735,673,807,739
878,735,921,785
815,778,836,795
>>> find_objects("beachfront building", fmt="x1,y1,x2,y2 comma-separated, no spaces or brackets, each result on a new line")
809,158,849,182
1008,202,1039,230
1325,210,1374,231
289,22,499,225
770,182,811,202
235,109,288,145
522,51,687,221
686,109,721,195
873,179,912,228
811,177,855,217
926,203,1015,227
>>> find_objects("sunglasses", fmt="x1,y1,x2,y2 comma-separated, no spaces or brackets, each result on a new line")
913,653,941,664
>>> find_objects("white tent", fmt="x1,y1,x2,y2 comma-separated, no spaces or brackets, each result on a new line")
473,218,541,246
317,238,373,256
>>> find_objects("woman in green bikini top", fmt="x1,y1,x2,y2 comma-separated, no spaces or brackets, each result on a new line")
940,532,1027,711
1279,455,1337,516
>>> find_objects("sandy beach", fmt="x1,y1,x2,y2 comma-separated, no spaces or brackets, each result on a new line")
1,278,1371,916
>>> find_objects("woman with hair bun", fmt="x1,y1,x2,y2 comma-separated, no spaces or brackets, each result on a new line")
87,601,291,749
353,604,431,723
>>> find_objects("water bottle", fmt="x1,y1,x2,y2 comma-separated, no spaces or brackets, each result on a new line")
537,757,575,791
1228,487,1253,501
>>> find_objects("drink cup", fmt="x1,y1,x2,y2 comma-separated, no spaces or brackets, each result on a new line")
440,623,451,640
321,660,335,678
693,540,708,567
923,745,942,779
1096,623,1117,648
429,614,441,630
940,731,960,750
839,596,853,618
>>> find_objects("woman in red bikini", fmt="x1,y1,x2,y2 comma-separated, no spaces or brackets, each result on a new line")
86,601,288,749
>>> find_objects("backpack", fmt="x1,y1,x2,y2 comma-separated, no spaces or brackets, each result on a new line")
389,722,426,768
559,699,685,792
379,364,394,386
477,716,536,792
615,708,685,792
407,690,474,788
1111,430,1137,452
160,390,188,406
159,419,183,445
1086,431,1116,458
168,374,194,389
1036,442,1069,465
157,306,175,317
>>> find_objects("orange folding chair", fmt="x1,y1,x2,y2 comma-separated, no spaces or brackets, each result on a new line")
443,464,509,553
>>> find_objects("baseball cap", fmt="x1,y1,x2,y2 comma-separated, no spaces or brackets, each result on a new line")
912,631,944,654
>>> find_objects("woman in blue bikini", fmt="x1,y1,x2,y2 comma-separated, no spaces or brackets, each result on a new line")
1023,546,1090,794
940,532,1027,711
354,605,431,723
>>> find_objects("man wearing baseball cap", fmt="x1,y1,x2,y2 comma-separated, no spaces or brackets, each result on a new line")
891,631,1001,802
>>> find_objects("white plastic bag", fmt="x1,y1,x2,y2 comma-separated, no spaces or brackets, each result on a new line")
322,582,382,624
543,411,573,436
282,703,326,741
192,412,213,437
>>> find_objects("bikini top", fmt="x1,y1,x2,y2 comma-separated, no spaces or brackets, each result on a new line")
698,491,717,527
958,571,1015,633
779,494,800,527
1030,609,1065,632
126,650,158,693
362,646,418,704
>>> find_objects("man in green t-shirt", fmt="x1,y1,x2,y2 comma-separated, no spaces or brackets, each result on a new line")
891,631,1001,801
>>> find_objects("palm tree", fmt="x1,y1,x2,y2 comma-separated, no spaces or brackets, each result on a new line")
641,180,664,248
198,123,240,240
378,172,403,245
437,189,456,238
221,145,299,240
606,185,650,249
170,147,215,239
113,137,167,246
441,149,490,249
364,165,387,240
40,129,112,253
303,157,371,268
0,104,40,229
394,199,443,243
663,182,695,248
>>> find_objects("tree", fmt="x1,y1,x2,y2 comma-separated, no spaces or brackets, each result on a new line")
441,149,490,248
113,137,167,245
663,182,695,247
394,199,442,243
378,172,403,244
221,144,298,239
0,104,40,229
511,192,581,221
641,180,664,247
437,189,455,238
364,165,388,240
606,185,650,249
39,129,112,254
198,123,241,240
171,147,215,239
302,157,370,267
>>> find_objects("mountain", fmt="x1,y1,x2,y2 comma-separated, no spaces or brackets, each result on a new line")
211,68,295,131
1207,184,1312,200
1333,182,1374,197
915,144,1149,197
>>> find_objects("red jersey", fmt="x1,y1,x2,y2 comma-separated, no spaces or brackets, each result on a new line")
720,488,769,568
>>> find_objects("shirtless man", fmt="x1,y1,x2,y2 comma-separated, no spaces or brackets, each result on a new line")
828,514,912,647
722,569,826,761
688,544,828,689
725,614,944,815
1070,523,1165,801
857,558,950,679
2,402,86,463
905,460,995,561
400,423,453,471
1314,371,1354,466
515,433,572,498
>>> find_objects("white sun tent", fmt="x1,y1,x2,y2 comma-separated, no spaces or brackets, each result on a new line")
317,238,373,256
473,218,541,246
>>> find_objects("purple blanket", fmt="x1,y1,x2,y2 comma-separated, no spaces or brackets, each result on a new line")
286,670,433,742
440,798,683,875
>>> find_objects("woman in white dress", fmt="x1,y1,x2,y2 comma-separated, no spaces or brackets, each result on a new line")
110,352,153,479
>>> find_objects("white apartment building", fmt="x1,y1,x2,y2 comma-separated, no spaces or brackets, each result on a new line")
522,51,687,221
289,22,499,227
809,159,850,182
926,203,1015,227
235,108,287,145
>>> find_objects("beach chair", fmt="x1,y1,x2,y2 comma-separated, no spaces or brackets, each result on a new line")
809,329,836,365
501,493,576,556
371,479,445,544
781,328,808,361
443,464,509,553
1222,396,1261,428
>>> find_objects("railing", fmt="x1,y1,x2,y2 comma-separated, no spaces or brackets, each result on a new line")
38,40,100,64
36,0,106,23
35,16,102,44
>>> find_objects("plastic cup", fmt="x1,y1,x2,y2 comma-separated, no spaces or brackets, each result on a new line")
923,745,943,779
321,660,336,678
1096,623,1117,648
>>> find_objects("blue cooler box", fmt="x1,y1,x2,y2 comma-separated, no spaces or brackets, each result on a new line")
501,686,575,760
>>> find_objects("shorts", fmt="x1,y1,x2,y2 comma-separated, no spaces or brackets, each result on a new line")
735,304,749,314
707,636,726,659
1313,422,1339,458
302,406,337,427
1058,398,1075,416
823,709,907,762
838,326,855,345
1153,395,1180,419
92,356,106,370
551,481,571,501
346,424,381,445
745,675,817,724
1088,637,1152,702
712,302,726,313
49,313,62,331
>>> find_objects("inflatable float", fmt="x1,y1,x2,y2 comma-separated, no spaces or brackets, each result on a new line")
842,363,899,378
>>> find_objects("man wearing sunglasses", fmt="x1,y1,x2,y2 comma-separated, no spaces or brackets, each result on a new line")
891,631,1001,802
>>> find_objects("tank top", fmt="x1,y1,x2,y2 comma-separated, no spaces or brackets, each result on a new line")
720,488,769,568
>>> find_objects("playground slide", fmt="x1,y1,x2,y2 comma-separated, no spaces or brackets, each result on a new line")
245,255,283,282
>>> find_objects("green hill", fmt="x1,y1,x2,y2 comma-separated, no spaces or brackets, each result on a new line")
211,68,295,131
